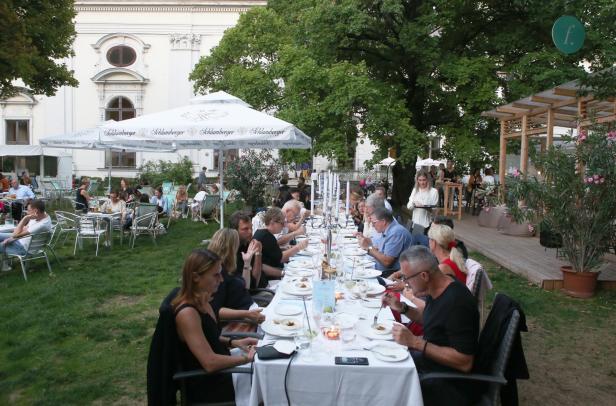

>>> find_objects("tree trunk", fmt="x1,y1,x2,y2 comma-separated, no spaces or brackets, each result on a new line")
391,161,416,210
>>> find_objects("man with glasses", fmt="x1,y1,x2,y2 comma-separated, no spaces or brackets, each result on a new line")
358,207,412,278
383,245,479,405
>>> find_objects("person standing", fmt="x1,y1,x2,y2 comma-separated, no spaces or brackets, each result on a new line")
198,166,207,190
407,171,439,228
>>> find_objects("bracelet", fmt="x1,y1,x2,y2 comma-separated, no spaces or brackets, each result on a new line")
400,303,409,314
422,340,429,355
254,252,261,256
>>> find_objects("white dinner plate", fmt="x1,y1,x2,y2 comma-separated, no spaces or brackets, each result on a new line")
354,269,382,279
276,318,303,330
345,258,374,267
286,260,313,269
261,320,300,338
285,269,314,278
276,304,303,316
282,282,313,296
370,342,409,362
370,322,392,335
335,313,359,329
355,320,393,341
344,248,367,256
367,284,386,296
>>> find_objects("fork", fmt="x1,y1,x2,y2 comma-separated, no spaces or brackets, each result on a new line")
372,303,384,328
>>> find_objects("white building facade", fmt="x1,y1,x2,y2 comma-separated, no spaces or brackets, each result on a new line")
1,0,380,182
1,0,266,181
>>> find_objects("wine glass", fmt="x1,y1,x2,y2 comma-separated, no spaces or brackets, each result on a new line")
355,280,368,300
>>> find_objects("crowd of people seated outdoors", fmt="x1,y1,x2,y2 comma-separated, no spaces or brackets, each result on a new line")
149,186,498,405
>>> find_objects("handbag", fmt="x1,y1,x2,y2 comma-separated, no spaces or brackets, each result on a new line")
256,344,295,360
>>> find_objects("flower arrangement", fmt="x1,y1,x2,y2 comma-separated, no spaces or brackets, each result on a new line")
506,123,616,272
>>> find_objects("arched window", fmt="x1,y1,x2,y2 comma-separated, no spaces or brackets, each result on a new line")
105,96,135,121
106,45,136,67
105,96,136,168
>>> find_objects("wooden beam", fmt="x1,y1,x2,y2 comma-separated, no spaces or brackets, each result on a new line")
500,120,506,186
512,102,542,110
497,106,530,114
520,115,529,178
579,114,616,126
554,87,578,97
546,108,554,147
530,95,565,105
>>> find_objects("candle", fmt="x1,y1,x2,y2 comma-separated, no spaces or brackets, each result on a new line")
345,180,350,216
310,178,315,214
335,179,340,215
323,325,340,340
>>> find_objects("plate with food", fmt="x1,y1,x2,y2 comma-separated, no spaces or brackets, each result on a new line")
276,318,303,330
261,320,300,337
355,320,393,340
343,248,368,256
285,269,314,278
283,281,313,296
366,284,386,296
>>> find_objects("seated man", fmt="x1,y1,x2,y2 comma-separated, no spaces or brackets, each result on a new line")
190,187,207,221
358,207,412,278
229,211,263,290
384,245,479,405
8,178,35,221
0,199,52,270
374,185,393,212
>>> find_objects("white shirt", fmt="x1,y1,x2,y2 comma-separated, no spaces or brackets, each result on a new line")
9,185,34,200
18,215,52,251
482,175,495,186
406,187,439,228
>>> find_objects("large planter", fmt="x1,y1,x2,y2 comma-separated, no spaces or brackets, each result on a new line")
501,217,535,237
477,205,507,228
561,266,600,298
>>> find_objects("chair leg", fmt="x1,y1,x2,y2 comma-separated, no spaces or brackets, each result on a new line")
95,237,99,257
74,235,79,255
48,247,62,268
44,253,53,275
19,258,27,281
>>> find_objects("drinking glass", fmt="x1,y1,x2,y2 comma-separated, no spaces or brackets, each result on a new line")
294,332,314,361
356,280,368,300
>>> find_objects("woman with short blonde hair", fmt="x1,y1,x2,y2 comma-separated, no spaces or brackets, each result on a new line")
427,223,468,284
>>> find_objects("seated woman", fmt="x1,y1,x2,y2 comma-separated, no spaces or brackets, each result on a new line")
208,228,265,331
150,187,168,215
101,190,127,230
427,223,468,284
172,249,257,403
119,178,135,203
252,207,308,288
175,185,189,218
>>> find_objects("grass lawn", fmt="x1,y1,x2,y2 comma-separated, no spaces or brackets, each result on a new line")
1,215,615,405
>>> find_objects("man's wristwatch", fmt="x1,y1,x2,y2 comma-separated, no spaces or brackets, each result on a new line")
367,245,373,254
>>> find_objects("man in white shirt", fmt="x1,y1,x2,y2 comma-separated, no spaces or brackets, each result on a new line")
374,186,393,212
1,200,52,267
191,187,208,221
8,178,35,221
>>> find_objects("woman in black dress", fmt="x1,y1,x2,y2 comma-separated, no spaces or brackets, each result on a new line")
76,177,91,213
173,249,257,403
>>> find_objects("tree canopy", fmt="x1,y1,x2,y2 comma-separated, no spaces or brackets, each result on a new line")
190,0,616,207
0,0,78,98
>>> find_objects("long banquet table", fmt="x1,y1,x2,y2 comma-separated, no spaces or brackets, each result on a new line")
249,220,423,406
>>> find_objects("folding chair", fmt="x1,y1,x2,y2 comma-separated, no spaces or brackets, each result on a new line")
54,211,79,247
74,216,107,256
129,212,158,249
4,231,54,281
199,194,220,224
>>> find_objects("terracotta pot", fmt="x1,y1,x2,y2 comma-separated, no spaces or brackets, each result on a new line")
561,266,600,298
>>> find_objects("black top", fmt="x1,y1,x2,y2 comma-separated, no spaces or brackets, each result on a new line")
252,228,282,288
210,267,254,316
174,303,234,403
422,280,479,372
76,187,89,212
443,169,457,182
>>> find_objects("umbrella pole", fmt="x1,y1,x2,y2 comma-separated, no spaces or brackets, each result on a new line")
108,148,112,194
218,148,224,228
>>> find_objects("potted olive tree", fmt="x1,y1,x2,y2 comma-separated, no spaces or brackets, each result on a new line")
506,124,616,298
225,149,282,213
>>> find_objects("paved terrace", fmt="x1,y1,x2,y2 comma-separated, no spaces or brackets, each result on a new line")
454,214,616,291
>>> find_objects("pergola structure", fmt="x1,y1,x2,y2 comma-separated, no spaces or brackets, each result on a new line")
482,79,616,185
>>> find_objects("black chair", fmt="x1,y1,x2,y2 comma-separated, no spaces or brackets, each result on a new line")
249,288,275,307
420,293,526,406
147,288,260,406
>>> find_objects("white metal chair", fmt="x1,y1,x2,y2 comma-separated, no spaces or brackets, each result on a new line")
74,216,107,256
4,231,54,281
53,211,79,247
129,212,158,249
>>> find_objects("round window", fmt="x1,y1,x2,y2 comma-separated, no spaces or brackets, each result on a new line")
106,45,136,67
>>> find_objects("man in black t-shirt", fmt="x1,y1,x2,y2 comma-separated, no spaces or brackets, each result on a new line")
383,245,479,405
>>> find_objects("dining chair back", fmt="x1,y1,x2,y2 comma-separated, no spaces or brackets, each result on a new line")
5,231,54,281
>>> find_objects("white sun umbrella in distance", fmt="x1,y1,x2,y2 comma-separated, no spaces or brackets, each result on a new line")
40,121,175,193
101,91,312,226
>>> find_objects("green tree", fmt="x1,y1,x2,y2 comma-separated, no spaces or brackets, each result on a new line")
138,157,194,187
191,0,616,208
0,0,78,98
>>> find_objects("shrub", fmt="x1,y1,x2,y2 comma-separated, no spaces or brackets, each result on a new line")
137,157,194,187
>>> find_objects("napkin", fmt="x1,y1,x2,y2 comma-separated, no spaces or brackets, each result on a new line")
274,340,296,355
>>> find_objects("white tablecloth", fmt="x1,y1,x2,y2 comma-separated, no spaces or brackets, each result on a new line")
249,223,424,406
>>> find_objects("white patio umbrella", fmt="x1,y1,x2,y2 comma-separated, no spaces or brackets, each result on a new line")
416,157,446,169
70,91,311,226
